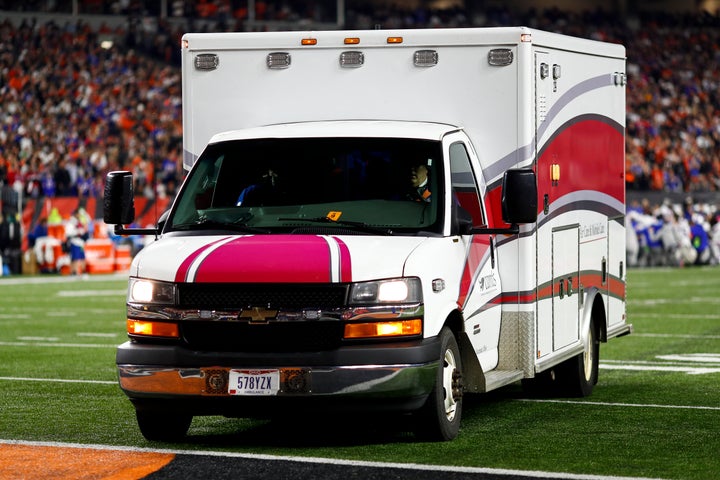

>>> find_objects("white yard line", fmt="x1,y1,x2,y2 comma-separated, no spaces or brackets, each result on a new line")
600,364,720,374
519,398,720,411
0,273,128,285
632,332,720,339
56,290,127,297
0,341,116,348
632,313,720,320
17,336,60,342
0,377,116,385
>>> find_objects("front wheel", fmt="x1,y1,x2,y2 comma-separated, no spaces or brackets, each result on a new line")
414,327,463,441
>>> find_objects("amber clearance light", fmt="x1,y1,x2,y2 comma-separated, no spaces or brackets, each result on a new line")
344,319,422,339
127,319,179,338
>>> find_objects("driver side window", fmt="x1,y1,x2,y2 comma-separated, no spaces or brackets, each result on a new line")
449,142,484,225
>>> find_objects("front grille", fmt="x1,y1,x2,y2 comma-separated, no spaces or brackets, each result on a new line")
181,320,343,352
176,283,349,352
177,283,349,309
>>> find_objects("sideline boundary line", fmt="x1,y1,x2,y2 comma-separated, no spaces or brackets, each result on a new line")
0,273,128,285
0,439,666,480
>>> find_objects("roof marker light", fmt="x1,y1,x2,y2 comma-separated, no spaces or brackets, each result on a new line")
194,53,219,71
266,52,291,69
414,50,438,67
340,51,364,68
488,48,513,66
344,37,360,45
387,36,403,44
301,38,317,46
520,33,532,42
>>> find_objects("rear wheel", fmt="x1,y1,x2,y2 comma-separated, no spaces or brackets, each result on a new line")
522,318,599,398
414,327,463,441
556,318,599,397
136,409,192,442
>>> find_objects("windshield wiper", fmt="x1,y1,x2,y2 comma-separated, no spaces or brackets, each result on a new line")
173,218,270,234
278,216,394,236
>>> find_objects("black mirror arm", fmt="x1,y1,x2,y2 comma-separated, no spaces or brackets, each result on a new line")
470,224,520,235
113,224,159,237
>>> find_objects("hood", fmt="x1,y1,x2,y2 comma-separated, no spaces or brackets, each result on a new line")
133,234,428,284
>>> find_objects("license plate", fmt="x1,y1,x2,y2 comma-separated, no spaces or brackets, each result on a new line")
228,369,280,396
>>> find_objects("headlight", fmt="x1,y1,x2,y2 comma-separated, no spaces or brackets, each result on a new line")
349,278,422,305
128,278,176,305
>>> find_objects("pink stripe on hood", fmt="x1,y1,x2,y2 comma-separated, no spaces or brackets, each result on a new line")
188,235,351,283
174,236,231,282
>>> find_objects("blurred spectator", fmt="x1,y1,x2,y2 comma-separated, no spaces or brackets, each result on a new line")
65,208,89,275
0,4,719,270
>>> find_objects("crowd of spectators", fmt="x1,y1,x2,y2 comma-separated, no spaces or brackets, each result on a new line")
1,3,720,270
0,17,183,210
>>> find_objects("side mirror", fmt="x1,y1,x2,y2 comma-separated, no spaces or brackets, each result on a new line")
501,168,537,224
471,168,537,236
103,171,158,236
103,171,135,225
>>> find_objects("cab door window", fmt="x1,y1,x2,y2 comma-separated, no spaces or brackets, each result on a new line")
449,142,484,225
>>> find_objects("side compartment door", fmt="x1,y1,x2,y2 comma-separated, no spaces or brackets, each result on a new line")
607,215,627,328
446,135,502,372
552,225,580,350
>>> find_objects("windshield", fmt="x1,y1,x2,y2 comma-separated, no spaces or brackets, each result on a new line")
167,137,444,235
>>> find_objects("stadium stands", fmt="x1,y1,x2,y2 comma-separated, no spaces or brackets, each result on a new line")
0,3,718,272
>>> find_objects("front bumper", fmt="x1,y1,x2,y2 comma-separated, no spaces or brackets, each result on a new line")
117,337,440,414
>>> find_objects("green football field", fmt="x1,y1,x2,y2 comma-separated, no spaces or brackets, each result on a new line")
0,267,718,479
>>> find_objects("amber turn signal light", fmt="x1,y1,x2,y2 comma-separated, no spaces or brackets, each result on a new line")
127,319,179,338
344,319,422,339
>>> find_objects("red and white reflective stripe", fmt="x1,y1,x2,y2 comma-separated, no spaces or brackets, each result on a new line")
457,235,491,308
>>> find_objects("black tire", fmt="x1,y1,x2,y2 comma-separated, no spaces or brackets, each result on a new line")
414,327,463,441
556,318,599,397
136,409,192,442
522,318,599,398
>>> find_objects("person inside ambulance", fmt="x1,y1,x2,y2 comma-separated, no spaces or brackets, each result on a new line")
236,168,279,206
408,161,432,202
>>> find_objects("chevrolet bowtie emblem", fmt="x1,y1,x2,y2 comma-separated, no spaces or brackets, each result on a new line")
239,307,278,322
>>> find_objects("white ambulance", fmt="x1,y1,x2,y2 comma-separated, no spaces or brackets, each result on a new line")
105,27,632,441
